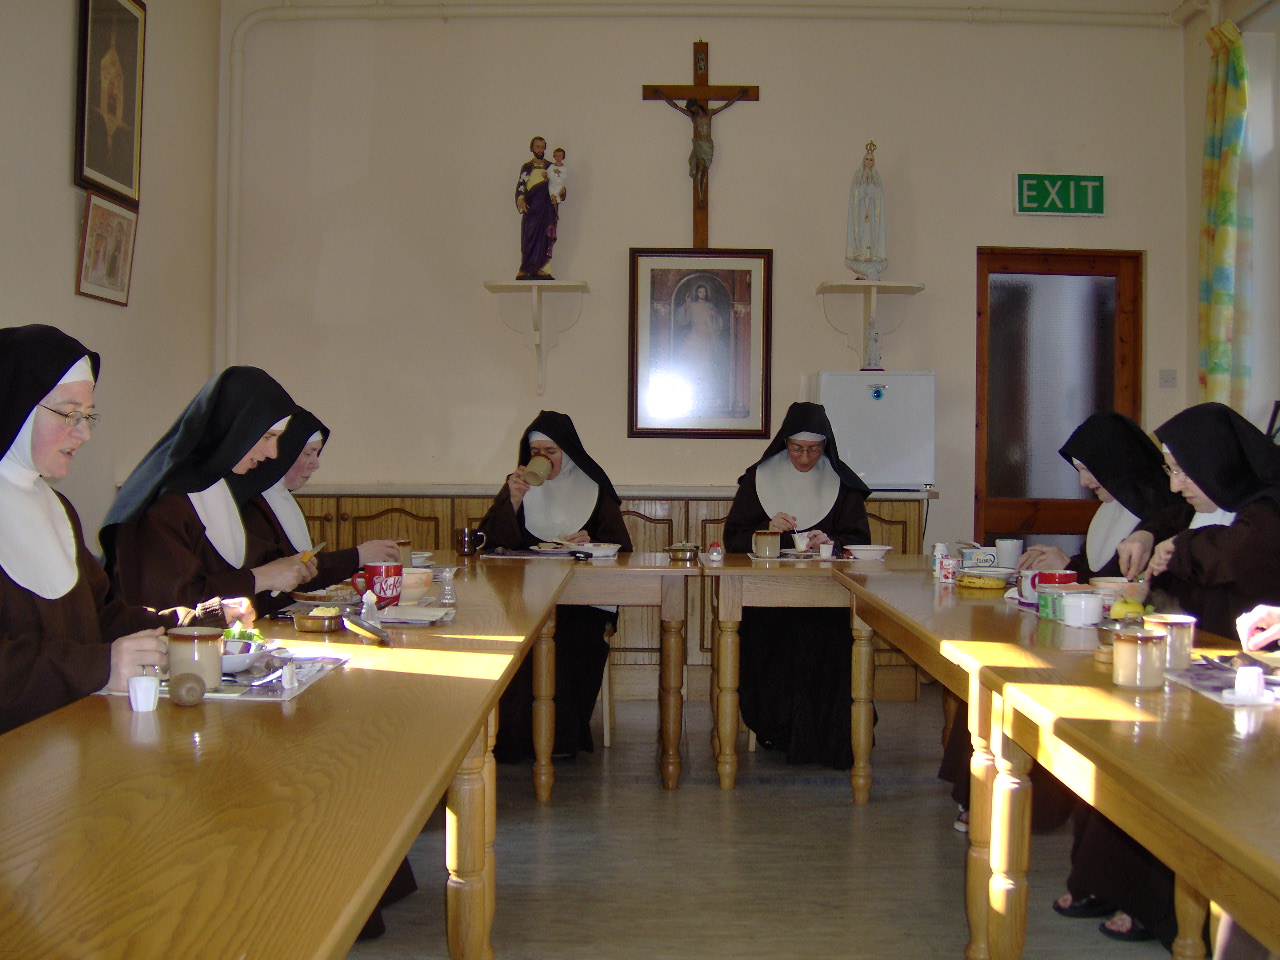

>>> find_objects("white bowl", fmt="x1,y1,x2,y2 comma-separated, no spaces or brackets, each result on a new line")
581,542,621,558
222,639,265,673
845,544,893,560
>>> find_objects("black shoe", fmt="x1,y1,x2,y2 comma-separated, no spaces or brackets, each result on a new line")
1052,895,1118,919
1098,916,1155,942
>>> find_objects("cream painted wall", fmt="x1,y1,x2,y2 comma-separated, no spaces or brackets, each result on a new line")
1,2,219,548
221,5,1189,545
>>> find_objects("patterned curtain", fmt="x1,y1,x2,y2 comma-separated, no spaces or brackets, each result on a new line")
1198,21,1251,404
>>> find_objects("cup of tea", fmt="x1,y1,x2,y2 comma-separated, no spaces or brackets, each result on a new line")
523,455,554,487
1015,569,1039,604
166,626,225,692
455,527,487,556
995,538,1024,569
395,538,413,567
751,530,781,558
353,563,403,605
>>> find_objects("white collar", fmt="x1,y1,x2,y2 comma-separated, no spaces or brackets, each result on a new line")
1190,507,1237,529
187,479,246,567
262,478,311,552
1085,499,1140,572
522,454,598,542
754,450,841,531
0,449,79,599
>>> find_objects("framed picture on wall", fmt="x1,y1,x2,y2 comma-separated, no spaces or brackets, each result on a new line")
76,191,137,305
75,0,146,206
628,247,773,438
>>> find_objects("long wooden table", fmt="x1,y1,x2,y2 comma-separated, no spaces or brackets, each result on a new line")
702,554,876,796
0,559,567,960
836,557,1280,960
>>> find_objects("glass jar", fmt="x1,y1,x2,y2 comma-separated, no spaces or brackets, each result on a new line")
1037,586,1066,621
1112,625,1168,690
1143,613,1196,671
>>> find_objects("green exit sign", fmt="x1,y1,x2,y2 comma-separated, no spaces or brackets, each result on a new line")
1016,174,1105,215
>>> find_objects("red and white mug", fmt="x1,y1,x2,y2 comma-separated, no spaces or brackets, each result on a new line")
352,563,403,605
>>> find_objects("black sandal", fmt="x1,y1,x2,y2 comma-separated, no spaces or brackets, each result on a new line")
1052,895,1118,919
1098,915,1155,942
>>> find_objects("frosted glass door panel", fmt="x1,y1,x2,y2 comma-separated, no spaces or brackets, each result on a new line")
985,273,1116,499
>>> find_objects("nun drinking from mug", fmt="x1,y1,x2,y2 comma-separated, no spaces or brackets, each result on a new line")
228,407,398,612
723,401,871,768
478,410,632,761
1016,412,1193,579
0,325,240,735
101,366,317,613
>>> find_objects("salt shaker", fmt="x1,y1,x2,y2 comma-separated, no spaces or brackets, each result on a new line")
708,541,724,562
438,567,457,606
360,589,381,625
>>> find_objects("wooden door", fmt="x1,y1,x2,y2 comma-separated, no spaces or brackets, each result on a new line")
975,248,1143,545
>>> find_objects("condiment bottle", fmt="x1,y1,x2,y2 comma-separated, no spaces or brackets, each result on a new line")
438,567,457,606
360,589,380,625
708,541,724,562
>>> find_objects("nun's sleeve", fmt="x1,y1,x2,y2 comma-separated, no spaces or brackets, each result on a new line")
586,494,632,551
825,485,871,549
479,484,535,550
109,493,258,610
1166,498,1280,596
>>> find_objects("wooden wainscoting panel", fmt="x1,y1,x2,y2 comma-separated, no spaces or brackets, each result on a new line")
611,499,684,669
452,496,497,535
866,499,926,555
338,497,450,552
292,495,339,551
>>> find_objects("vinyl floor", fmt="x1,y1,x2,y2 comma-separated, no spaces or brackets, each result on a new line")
347,682,1168,959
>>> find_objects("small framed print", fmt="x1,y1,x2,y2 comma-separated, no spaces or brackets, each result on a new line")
77,191,137,306
628,247,773,438
75,0,146,205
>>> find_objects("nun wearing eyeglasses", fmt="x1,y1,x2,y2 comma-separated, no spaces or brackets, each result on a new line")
723,401,871,768
0,325,238,735
478,411,632,761
228,408,398,612
101,367,317,614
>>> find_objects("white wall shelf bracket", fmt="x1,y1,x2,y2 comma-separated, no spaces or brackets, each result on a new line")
484,280,589,394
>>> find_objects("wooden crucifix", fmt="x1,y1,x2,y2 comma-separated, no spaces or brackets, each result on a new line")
643,41,759,248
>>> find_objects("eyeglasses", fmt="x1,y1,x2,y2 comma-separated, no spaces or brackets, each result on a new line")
38,404,100,431
1161,463,1186,479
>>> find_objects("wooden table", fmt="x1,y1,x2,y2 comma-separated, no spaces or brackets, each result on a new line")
702,553,874,796
836,557,1268,960
0,560,566,960
557,552,700,791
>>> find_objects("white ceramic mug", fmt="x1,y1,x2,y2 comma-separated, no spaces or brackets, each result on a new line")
995,538,1024,569
1015,569,1038,604
818,542,834,559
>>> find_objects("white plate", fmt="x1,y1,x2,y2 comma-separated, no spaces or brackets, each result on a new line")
962,565,1016,580
530,545,576,555
780,548,818,557
378,606,450,623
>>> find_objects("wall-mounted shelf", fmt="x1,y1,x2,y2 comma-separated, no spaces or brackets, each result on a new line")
816,279,925,361
483,280,588,394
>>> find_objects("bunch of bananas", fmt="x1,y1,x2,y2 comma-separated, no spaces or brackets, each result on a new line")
956,572,1008,589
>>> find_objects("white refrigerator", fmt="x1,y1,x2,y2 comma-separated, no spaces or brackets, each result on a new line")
815,371,936,491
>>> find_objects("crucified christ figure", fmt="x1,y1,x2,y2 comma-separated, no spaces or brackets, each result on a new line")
654,87,748,201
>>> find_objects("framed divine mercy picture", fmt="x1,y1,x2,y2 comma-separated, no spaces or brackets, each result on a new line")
628,247,773,439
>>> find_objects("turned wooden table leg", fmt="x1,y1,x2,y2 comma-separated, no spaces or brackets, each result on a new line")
850,611,875,804
709,616,721,757
714,623,741,790
964,679,995,960
658,615,685,790
446,724,490,960
1171,875,1208,960
988,692,1032,960
532,610,556,803
483,708,497,960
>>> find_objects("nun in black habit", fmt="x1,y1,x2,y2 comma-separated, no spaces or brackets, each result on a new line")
101,367,317,613
723,401,871,768
1017,412,1194,579
228,408,397,612
0,325,228,735
479,411,632,761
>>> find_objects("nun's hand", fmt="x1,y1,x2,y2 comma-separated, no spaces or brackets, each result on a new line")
805,530,832,549
358,539,400,564
1116,531,1154,580
107,627,167,693
252,554,315,594
1142,536,1176,580
1237,605,1280,651
563,530,590,544
220,596,256,628
1017,544,1069,570
507,468,532,509
768,512,797,533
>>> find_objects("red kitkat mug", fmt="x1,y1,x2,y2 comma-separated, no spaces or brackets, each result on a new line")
352,563,403,605
1032,569,1077,588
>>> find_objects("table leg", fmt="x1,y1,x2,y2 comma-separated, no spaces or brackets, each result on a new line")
709,615,721,758
483,708,497,960
850,612,874,804
988,692,1031,960
659,616,685,790
714,616,740,790
964,679,995,960
446,724,490,960
532,610,556,803
1171,875,1208,960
